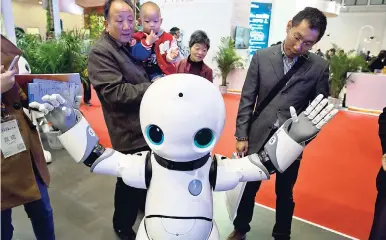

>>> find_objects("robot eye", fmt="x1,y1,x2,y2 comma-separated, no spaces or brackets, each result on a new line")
146,125,164,145
194,128,214,148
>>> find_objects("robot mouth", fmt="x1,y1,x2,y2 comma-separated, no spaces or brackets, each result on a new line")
146,214,212,222
154,153,210,171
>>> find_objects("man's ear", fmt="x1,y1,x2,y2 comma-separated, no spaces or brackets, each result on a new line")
104,20,108,32
286,20,292,33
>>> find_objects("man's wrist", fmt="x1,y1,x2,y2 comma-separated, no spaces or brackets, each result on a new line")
236,137,248,141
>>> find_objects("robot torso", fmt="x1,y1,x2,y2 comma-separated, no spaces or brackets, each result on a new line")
144,152,215,239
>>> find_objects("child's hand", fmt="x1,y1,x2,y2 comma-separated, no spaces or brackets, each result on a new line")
145,30,158,45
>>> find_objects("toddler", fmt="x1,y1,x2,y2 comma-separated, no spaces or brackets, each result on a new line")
131,1,180,81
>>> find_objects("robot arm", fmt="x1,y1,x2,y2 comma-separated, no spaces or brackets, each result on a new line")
29,94,149,189
211,153,270,191
262,94,338,173
211,94,338,191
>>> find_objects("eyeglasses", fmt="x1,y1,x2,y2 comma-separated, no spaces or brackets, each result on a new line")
289,29,314,50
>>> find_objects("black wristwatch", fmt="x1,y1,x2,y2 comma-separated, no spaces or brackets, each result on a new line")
236,137,248,141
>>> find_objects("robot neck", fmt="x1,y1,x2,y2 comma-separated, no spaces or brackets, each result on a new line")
154,153,210,171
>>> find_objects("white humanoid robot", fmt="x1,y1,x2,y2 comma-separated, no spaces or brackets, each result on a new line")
29,74,338,240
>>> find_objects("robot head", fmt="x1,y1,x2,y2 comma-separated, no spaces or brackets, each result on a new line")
140,74,226,162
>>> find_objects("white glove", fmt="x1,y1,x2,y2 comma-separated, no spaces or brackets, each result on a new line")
262,94,339,173
287,94,339,143
29,94,77,133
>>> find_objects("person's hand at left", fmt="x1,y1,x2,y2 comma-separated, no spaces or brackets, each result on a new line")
1,65,18,94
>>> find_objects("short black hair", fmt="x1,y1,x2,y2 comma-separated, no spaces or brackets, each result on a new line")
170,27,180,35
104,0,134,20
189,30,210,50
292,7,327,42
379,50,386,59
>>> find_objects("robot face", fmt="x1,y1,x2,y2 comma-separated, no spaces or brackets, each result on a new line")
140,74,226,162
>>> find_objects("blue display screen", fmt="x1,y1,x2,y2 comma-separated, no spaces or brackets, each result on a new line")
248,2,272,57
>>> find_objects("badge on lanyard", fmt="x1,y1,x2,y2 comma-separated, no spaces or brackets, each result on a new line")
1,119,27,158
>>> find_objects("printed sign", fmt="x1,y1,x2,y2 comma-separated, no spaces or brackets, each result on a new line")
249,1,272,57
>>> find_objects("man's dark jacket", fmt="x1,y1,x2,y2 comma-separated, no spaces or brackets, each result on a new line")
236,44,330,154
88,32,151,152
380,107,386,155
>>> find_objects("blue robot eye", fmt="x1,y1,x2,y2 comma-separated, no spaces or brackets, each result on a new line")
146,125,164,145
194,128,214,148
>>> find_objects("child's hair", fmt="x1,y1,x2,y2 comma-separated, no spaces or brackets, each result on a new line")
189,30,210,50
139,1,161,18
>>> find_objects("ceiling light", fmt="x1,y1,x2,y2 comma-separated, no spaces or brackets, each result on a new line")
39,1,42,4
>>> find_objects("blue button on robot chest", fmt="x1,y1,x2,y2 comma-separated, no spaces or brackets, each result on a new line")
188,179,202,196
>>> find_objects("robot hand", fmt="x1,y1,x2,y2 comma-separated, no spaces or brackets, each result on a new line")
29,94,77,133
287,94,338,143
30,94,100,164
263,94,338,173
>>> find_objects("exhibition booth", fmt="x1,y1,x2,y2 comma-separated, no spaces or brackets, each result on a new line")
1,0,386,239
150,0,386,94
346,73,386,113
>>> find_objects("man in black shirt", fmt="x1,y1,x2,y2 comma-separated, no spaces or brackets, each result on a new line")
369,107,386,240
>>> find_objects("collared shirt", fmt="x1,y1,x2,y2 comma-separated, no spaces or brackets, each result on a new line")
272,42,298,129
281,42,298,74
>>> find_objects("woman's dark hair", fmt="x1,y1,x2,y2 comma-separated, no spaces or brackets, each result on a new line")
189,30,210,50
378,50,386,59
104,0,134,20
292,7,327,42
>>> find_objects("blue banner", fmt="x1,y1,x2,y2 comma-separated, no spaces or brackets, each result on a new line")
248,1,272,57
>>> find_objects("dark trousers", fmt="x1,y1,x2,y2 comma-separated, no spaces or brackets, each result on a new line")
82,78,91,104
369,167,386,240
1,171,55,240
112,146,150,234
234,152,301,240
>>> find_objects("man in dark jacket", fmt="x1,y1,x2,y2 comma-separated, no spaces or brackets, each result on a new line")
369,107,386,240
87,0,151,239
228,7,329,240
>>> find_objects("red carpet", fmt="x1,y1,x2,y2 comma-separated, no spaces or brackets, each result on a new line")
81,89,381,240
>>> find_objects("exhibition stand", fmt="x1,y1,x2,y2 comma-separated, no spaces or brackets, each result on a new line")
346,73,386,114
